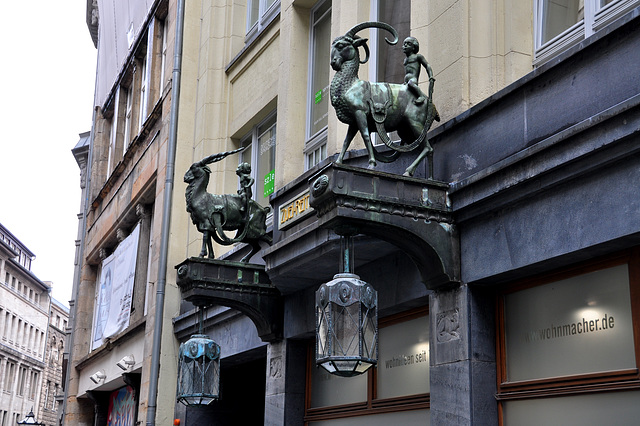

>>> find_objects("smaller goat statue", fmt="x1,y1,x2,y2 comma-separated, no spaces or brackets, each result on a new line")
184,148,272,262
330,22,440,178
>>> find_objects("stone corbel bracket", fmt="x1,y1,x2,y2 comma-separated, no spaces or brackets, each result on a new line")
176,258,283,342
309,163,460,290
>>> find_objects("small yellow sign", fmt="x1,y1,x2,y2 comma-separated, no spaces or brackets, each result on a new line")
279,190,312,229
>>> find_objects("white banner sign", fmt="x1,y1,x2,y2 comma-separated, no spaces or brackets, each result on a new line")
92,224,140,350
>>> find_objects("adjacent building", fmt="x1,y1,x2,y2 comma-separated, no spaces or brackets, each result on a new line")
39,297,70,426
68,0,640,424
0,224,69,425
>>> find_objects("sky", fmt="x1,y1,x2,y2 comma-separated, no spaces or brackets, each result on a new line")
0,2,97,306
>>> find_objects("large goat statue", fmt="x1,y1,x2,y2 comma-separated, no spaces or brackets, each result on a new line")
331,22,440,177
184,148,272,263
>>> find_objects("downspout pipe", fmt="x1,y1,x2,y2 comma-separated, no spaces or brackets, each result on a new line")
146,0,185,424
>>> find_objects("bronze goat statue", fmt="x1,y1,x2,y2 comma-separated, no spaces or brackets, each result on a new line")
330,22,439,177
184,148,272,262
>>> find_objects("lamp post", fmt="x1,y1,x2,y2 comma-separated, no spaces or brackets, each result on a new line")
17,409,44,425
316,232,378,377
176,306,221,406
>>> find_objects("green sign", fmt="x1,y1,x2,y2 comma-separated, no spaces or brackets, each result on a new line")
315,90,322,104
264,169,275,197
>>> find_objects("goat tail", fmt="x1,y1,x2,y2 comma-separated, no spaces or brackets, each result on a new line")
199,147,244,166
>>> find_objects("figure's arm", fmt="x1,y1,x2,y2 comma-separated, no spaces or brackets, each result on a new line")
418,54,435,99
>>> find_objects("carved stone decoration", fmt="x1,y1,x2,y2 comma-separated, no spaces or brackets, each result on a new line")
436,309,460,342
330,22,440,178
184,148,273,262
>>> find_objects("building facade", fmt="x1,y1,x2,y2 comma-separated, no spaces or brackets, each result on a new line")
0,224,54,425
64,1,180,425
39,298,69,426
69,0,640,424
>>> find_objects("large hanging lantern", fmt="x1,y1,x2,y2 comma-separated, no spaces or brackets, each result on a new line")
315,233,378,377
176,308,221,405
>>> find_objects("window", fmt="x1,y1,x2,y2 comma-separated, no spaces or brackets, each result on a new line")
160,20,168,92
44,380,51,408
306,144,327,170
305,307,430,422
371,0,410,85
139,56,148,128
305,0,331,168
29,371,38,399
534,0,640,65
107,90,121,174
246,0,280,40
4,361,15,392
124,84,134,147
17,367,26,396
240,112,277,209
496,250,640,424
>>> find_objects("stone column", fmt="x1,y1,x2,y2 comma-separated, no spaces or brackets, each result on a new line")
263,339,306,425
429,284,497,425
132,203,151,323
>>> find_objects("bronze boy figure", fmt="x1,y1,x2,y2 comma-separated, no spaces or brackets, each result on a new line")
403,36,435,106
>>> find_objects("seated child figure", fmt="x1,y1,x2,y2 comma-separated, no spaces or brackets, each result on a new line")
236,162,254,213
402,36,435,105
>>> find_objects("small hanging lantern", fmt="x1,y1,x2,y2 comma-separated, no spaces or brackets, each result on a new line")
316,232,378,377
17,408,44,425
176,307,221,405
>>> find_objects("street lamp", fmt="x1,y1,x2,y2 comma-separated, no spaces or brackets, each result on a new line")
17,409,44,425
176,306,221,405
316,233,378,377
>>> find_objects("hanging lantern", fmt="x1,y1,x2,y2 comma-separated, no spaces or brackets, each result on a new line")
316,233,378,377
316,273,378,376
176,307,221,406
17,409,44,425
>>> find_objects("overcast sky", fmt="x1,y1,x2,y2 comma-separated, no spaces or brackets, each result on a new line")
0,2,97,306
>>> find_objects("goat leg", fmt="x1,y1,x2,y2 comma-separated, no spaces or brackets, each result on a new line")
336,124,358,164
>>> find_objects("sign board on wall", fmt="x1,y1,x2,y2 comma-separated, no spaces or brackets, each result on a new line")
92,224,140,350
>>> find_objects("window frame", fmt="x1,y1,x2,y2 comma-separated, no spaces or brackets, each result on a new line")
533,0,640,65
495,249,640,412
304,0,332,168
246,0,281,42
304,306,430,422
239,111,277,211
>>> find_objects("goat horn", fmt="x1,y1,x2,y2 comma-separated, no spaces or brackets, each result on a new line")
345,21,398,46
199,147,244,166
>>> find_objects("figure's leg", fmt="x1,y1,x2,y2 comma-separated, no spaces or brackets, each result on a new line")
404,139,433,177
408,81,426,105
207,234,215,258
241,240,260,263
200,231,209,257
336,125,359,164
354,110,376,168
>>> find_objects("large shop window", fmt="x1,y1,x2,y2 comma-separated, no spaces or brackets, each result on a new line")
496,250,640,424
304,0,331,170
305,307,430,425
240,112,277,209
534,0,639,65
